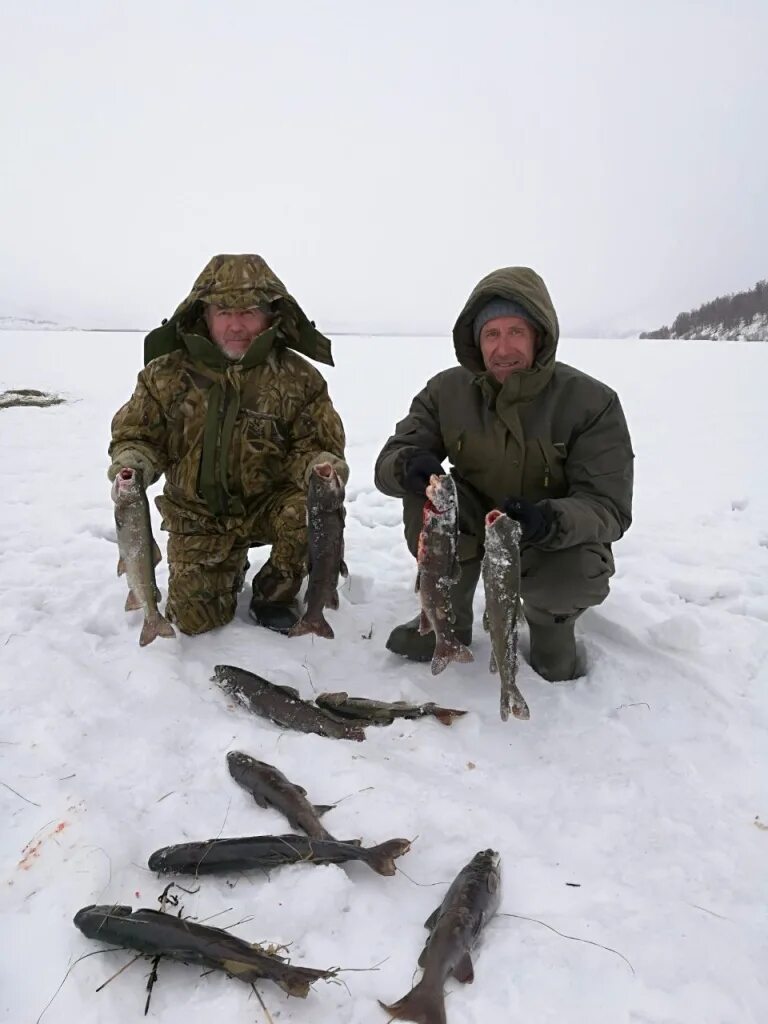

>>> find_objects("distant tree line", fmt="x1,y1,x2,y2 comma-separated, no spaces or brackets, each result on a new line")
641,279,768,340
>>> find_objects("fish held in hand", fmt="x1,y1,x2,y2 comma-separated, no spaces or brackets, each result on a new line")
289,463,348,639
112,467,175,647
226,751,336,840
73,903,335,998
417,475,474,676
214,664,366,741
380,849,501,1024
482,510,529,721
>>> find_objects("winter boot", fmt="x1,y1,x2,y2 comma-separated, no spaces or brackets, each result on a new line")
249,561,303,635
386,559,480,662
528,618,583,682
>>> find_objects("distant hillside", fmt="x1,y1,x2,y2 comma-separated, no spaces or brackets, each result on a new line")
0,315,74,331
641,280,768,340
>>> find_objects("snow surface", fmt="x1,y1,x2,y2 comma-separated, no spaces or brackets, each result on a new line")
1,332,767,1024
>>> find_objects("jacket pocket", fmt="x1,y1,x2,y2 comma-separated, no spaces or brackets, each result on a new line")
522,438,568,500
238,411,287,495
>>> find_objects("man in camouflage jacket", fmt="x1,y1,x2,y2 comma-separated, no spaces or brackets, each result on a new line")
109,254,348,636
375,266,634,681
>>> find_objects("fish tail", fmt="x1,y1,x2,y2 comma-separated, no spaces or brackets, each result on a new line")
431,636,474,676
275,965,332,998
431,707,464,726
277,976,312,998
140,612,176,647
288,614,335,640
379,976,446,1024
362,838,412,876
512,699,531,721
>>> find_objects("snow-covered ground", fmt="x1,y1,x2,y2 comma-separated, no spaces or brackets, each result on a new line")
1,332,766,1024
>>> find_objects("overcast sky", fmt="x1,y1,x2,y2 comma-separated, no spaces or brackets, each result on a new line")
2,0,766,334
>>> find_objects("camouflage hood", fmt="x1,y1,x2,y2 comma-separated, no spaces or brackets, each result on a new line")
452,267,559,400
169,254,334,367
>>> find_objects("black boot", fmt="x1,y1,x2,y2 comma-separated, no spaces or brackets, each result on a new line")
528,619,584,681
386,559,480,662
249,597,301,634
249,561,303,635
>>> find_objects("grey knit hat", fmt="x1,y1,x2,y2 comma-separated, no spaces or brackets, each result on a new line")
473,298,539,342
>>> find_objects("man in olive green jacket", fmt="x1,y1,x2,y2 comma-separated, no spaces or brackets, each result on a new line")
109,254,348,636
375,267,633,681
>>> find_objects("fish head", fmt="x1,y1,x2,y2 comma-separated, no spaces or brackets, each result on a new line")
425,473,457,513
226,750,253,771
74,903,132,926
476,849,502,894
111,466,144,505
484,510,521,553
308,463,345,508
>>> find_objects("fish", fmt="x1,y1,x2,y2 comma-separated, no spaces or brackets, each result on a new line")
111,467,175,647
148,834,412,877
417,475,474,675
380,849,501,1024
314,692,467,727
213,664,366,741
73,903,335,998
288,463,348,639
226,751,336,840
482,510,530,721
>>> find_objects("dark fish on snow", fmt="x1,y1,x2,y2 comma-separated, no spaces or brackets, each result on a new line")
227,750,336,840
73,903,335,998
148,833,411,877
380,848,501,1024
315,692,467,727
213,664,366,741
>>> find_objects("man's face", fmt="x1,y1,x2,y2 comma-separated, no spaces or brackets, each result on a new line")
479,316,538,382
204,304,272,359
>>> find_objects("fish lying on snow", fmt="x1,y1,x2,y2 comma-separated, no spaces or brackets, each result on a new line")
213,664,366,741
288,463,348,639
380,849,501,1024
482,510,529,721
315,692,467,727
112,467,175,646
148,834,411,877
227,751,336,840
417,475,474,675
73,904,336,998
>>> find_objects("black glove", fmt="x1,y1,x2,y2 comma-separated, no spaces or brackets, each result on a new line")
403,450,445,496
502,496,554,543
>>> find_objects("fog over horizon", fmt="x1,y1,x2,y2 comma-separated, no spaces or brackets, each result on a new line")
2,1,766,336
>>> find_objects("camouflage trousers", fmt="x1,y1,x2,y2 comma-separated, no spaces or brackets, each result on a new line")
162,486,307,636
402,476,615,627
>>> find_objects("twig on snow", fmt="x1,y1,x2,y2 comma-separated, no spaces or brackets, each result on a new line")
496,912,635,974
1,780,41,807
95,953,143,992
251,983,276,1024
35,948,124,1023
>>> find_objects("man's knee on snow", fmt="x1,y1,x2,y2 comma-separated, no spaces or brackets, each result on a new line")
166,563,241,635
521,543,614,618
167,598,236,635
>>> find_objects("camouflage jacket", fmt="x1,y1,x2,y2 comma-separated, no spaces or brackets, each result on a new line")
109,255,348,524
375,267,633,551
